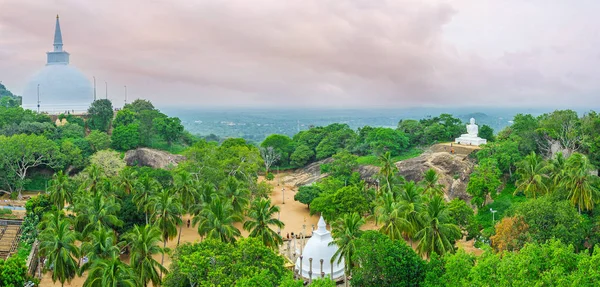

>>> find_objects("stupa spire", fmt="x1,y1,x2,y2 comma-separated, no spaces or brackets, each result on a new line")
47,15,69,65
317,216,327,232
53,14,63,52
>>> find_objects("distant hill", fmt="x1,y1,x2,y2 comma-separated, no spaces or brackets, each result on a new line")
457,112,511,134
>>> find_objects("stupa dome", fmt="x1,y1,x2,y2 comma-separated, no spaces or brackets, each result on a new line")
22,65,92,113
22,15,92,113
295,216,345,280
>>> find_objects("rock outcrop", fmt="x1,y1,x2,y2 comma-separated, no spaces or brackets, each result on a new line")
124,148,185,169
283,158,333,186
358,148,476,201
395,151,475,200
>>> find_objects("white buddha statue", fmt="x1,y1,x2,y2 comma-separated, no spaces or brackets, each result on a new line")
466,118,478,136
455,118,487,146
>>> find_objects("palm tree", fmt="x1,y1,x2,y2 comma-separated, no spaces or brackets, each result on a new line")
415,195,461,258
193,195,241,243
378,152,397,193
330,212,365,274
243,198,285,248
39,213,80,287
221,177,251,217
73,193,122,237
173,170,198,246
561,153,600,213
117,168,139,195
421,169,445,198
80,226,121,272
373,191,412,241
123,224,167,287
514,152,551,198
398,181,425,243
83,255,137,287
150,189,183,270
550,152,567,191
133,175,161,225
48,170,73,210
81,164,104,196
197,181,218,205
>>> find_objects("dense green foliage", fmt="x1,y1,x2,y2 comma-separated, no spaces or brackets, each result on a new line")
0,87,595,287
163,238,291,287
352,231,426,287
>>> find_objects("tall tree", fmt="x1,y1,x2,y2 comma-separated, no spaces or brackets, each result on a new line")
39,212,80,287
243,198,284,249
0,134,61,196
420,169,445,198
150,189,183,271
173,170,198,246
378,152,398,193
117,168,139,195
515,152,551,198
48,170,73,210
561,153,600,213
466,158,502,208
133,175,161,225
80,226,121,271
398,181,425,243
479,124,495,142
415,195,461,257
330,212,365,275
123,224,167,287
73,193,122,237
193,195,241,243
351,231,426,287
87,99,114,132
153,116,184,146
373,191,411,241
221,177,251,217
83,255,137,287
259,146,280,175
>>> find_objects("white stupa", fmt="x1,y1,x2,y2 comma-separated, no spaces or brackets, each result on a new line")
295,216,345,280
22,15,93,113
455,118,487,146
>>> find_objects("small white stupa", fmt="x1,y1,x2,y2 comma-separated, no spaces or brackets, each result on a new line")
295,216,345,280
455,118,487,146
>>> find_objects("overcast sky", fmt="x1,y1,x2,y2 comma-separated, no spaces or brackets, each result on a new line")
1,0,599,108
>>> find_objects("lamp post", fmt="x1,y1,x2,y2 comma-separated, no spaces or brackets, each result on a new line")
105,81,108,99
36,84,40,113
490,208,497,224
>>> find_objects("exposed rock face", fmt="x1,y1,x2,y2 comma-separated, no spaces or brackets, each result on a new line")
395,151,475,201
358,149,476,201
124,148,185,169
283,158,333,186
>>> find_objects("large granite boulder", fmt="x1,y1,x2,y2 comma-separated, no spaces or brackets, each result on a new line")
358,150,476,201
124,148,185,169
396,151,475,200
283,158,333,186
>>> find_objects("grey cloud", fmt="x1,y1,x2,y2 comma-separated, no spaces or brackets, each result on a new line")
0,0,599,108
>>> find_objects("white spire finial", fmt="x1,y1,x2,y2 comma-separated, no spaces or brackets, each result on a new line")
317,216,327,231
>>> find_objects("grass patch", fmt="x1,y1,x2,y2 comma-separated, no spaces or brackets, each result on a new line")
475,183,528,235
357,148,424,166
